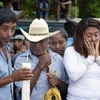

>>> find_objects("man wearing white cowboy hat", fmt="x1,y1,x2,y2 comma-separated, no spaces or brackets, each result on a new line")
14,18,68,100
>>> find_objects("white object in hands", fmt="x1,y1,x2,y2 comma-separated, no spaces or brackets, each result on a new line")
22,62,31,100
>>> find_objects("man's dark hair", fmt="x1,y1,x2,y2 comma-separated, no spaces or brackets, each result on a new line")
64,21,77,37
0,8,18,26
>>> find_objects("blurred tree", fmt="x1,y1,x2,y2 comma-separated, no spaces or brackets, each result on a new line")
78,0,100,18
0,1,4,8
1,0,100,18
20,0,36,18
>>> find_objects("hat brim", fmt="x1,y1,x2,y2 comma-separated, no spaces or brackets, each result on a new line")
20,28,60,42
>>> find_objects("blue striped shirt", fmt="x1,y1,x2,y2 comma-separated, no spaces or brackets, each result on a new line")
0,44,13,100
14,48,68,100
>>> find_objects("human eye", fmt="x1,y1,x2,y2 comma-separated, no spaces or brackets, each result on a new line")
59,41,64,45
95,34,99,37
11,28,16,33
95,32,99,37
86,33,91,38
3,26,8,32
51,42,56,46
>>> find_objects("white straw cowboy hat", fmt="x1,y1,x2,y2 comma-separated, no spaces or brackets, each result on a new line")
20,18,60,42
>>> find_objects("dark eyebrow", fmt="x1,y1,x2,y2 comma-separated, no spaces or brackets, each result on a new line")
2,25,16,29
95,30,99,33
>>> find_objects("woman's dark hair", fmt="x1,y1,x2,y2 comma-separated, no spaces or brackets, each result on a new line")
49,25,68,41
73,18,100,57
0,8,17,26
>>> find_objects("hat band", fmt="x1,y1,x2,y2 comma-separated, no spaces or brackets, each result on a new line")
29,33,49,36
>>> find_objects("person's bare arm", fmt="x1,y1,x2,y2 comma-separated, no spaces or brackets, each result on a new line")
94,38,100,66
47,73,68,94
30,53,51,92
55,0,72,5
55,0,61,4
0,68,33,88
30,63,44,91
62,1,72,5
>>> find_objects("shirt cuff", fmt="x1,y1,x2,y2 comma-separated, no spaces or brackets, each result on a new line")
95,56,100,66
84,55,95,69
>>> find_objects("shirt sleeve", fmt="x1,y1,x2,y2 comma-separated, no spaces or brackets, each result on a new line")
95,56,100,66
60,61,69,84
54,53,69,83
63,47,95,81
84,55,95,69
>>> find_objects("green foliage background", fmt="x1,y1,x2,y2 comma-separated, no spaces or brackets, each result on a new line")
78,0,100,18
1,0,100,18
20,0,79,18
